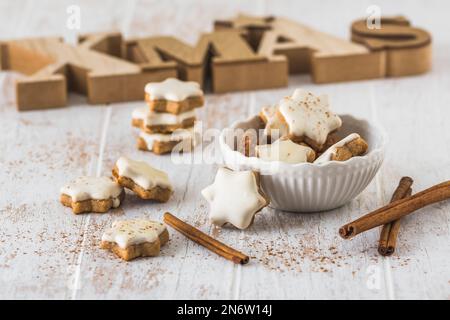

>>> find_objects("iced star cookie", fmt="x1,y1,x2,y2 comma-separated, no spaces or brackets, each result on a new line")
255,139,316,164
314,133,368,164
60,176,124,214
112,156,173,202
259,105,289,140
201,167,269,230
131,106,196,134
101,219,169,261
145,78,204,114
277,89,342,151
137,126,199,155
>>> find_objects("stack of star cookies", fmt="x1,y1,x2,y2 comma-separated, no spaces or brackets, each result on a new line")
132,78,204,155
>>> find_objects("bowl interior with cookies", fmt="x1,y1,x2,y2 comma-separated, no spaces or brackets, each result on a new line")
219,89,387,212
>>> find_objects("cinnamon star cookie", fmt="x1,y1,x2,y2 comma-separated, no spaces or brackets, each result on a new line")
131,106,196,134
112,156,173,202
259,105,289,140
101,219,169,261
145,78,204,114
277,89,342,151
60,176,124,214
256,138,316,163
314,133,368,164
201,167,269,229
137,126,199,155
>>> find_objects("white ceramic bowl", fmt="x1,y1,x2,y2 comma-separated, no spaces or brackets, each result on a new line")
219,114,387,212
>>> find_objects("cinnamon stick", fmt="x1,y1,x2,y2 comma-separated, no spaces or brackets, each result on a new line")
163,212,250,265
378,176,413,256
244,134,250,157
383,189,412,254
339,180,450,239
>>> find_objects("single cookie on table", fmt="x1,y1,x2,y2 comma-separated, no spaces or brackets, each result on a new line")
314,133,368,164
60,176,124,214
101,219,169,261
137,126,199,155
145,78,204,114
131,106,196,134
201,167,270,230
255,138,316,163
112,156,173,202
277,89,342,151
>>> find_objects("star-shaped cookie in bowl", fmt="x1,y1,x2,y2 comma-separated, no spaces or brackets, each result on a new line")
278,89,342,151
201,167,270,230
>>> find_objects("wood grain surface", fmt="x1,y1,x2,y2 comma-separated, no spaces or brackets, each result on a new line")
0,0,449,299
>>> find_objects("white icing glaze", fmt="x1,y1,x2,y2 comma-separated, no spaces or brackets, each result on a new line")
132,107,196,126
144,78,203,102
60,176,123,206
260,105,289,138
116,156,172,191
102,219,166,249
278,89,342,145
139,126,198,149
314,133,360,164
256,139,314,164
201,167,267,230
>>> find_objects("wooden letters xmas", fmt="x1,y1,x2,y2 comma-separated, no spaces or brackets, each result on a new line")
0,14,431,111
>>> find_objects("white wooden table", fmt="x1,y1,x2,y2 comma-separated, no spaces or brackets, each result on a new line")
1,0,449,300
